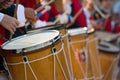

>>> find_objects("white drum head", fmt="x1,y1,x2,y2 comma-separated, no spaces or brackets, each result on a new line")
2,30,60,51
98,41,120,53
68,27,94,36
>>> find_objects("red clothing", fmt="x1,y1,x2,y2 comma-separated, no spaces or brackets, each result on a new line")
0,26,6,47
14,0,60,21
93,9,112,32
71,0,87,27
49,3,60,17
14,0,36,9
14,0,49,21
114,26,120,33
104,18,112,32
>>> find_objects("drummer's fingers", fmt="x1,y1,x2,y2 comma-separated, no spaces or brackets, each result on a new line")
14,20,20,28
11,18,20,28
9,27,15,34
11,24,16,32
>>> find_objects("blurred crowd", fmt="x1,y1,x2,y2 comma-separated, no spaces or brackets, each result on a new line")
0,0,120,79
0,0,120,36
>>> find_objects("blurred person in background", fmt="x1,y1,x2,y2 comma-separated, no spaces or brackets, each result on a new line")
93,0,113,32
112,0,120,33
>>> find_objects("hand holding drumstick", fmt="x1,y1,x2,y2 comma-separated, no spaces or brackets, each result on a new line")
9,0,54,40
66,8,83,28
0,14,20,34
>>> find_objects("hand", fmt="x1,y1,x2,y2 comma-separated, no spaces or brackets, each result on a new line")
25,8,36,22
0,0,14,9
0,14,19,34
58,14,69,24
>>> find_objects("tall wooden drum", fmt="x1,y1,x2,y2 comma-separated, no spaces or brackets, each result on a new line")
98,41,120,80
68,27,102,80
27,24,72,79
2,30,70,80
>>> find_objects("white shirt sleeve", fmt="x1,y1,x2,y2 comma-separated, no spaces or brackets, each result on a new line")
0,13,4,22
34,20,47,28
17,4,26,27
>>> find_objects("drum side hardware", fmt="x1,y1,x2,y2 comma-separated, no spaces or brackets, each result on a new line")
23,56,28,63
22,56,38,80
99,44,109,48
52,47,56,55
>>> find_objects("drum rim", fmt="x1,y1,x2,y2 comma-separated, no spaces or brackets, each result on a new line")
98,41,120,53
95,30,116,42
68,27,95,36
2,30,60,53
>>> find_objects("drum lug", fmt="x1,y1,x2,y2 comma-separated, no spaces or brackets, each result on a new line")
52,47,56,55
22,56,28,63
68,34,71,42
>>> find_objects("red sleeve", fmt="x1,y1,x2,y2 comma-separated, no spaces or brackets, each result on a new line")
71,0,87,27
37,9,49,21
49,3,60,17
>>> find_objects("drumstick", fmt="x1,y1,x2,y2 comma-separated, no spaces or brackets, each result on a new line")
35,0,54,12
66,8,83,28
94,5,106,19
25,0,53,29
9,0,19,41
36,6,51,18
25,6,51,29
94,4,111,30
53,12,67,24
105,33,120,41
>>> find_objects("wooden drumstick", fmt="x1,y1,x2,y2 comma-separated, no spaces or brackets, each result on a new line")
53,7,83,27
35,0,54,12
66,8,83,28
9,0,19,41
94,4,110,30
94,5,106,19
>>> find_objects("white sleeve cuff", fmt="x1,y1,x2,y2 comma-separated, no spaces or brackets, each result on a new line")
34,20,47,28
0,13,4,22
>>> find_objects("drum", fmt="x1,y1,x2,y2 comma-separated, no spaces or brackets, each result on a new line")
68,27,102,80
98,41,120,80
95,30,117,42
2,30,70,80
27,24,72,79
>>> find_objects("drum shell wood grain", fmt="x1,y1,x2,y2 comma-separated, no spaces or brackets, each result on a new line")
4,40,69,80
68,29,102,80
99,48,119,80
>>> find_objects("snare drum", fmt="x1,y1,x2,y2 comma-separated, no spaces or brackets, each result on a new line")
27,24,72,78
95,30,116,42
98,41,120,80
2,30,70,80
68,27,102,80
27,24,69,57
